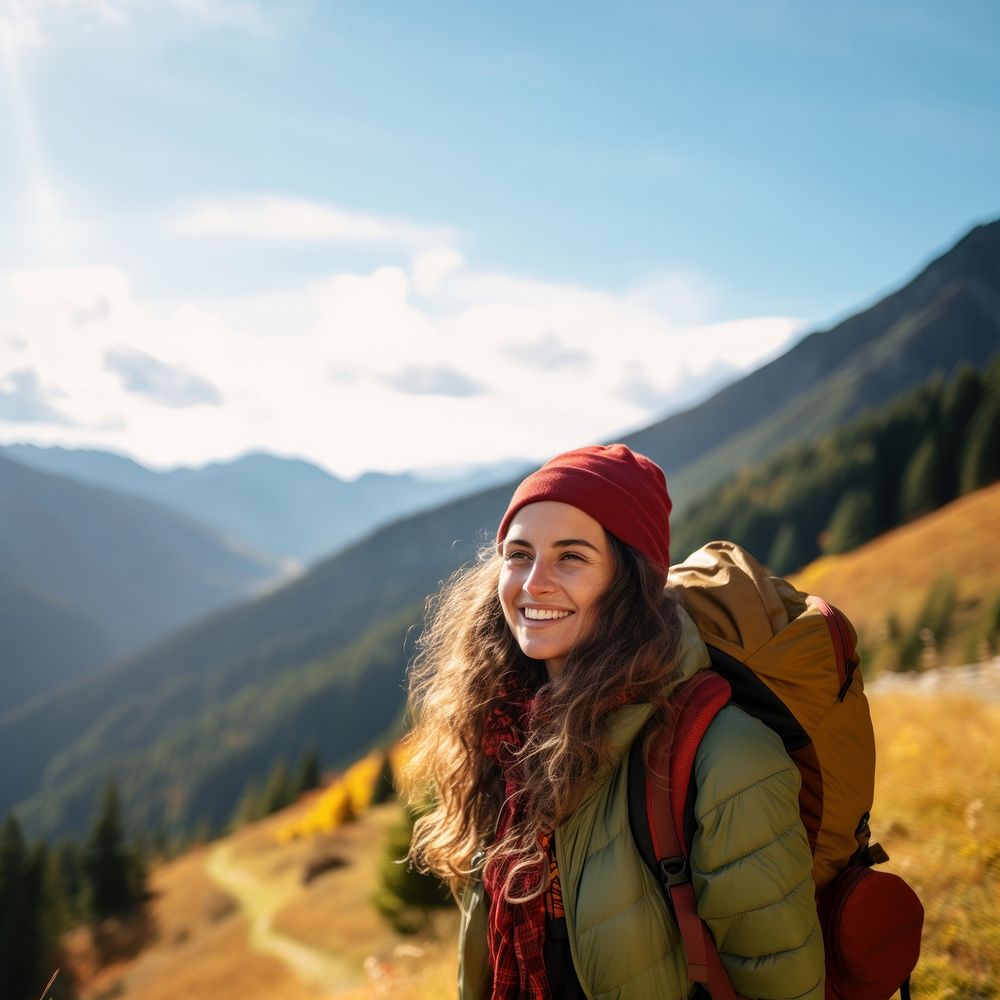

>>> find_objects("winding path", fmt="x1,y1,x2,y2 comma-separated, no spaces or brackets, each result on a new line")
206,842,363,995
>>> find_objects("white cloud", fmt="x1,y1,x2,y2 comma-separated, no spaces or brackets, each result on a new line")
167,195,455,250
411,247,464,297
0,255,804,477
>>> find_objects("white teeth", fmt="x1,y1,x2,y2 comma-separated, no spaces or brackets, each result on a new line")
523,608,572,621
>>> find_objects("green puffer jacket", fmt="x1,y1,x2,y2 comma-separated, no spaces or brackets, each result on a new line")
458,615,824,1000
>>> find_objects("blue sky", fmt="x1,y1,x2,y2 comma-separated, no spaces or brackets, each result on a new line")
1,1,998,476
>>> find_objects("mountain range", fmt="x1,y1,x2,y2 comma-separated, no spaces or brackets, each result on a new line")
0,453,282,710
3,446,529,565
2,218,998,840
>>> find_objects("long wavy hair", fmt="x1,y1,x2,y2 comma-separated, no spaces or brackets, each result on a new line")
403,531,686,901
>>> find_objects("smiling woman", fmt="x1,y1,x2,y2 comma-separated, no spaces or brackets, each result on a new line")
498,502,615,675
402,444,824,1000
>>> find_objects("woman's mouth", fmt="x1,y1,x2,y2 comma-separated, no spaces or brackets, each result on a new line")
521,607,573,621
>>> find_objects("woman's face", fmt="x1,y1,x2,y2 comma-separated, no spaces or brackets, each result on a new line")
498,501,615,678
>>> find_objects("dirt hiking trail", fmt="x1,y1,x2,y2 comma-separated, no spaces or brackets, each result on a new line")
206,841,363,994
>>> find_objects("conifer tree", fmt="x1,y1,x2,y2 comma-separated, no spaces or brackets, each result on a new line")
982,591,1000,656
54,839,86,922
960,395,1000,494
940,365,985,495
295,746,322,795
0,815,52,1000
899,436,946,521
84,782,140,920
766,521,800,575
262,759,295,815
231,776,264,827
372,806,451,934
369,752,397,806
824,490,877,555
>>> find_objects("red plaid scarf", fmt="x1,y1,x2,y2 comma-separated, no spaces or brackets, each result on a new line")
481,679,636,1000
482,681,551,1000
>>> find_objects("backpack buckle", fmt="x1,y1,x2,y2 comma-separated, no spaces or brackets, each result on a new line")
658,856,690,888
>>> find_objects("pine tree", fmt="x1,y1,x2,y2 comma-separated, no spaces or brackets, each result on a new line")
982,591,1000,656
369,752,397,806
940,365,985,496
766,521,798,575
960,395,1000,494
54,839,86,922
231,776,264,828
824,490,877,555
84,782,139,920
28,841,64,995
127,833,150,908
262,759,295,815
0,815,51,1000
294,746,322,795
372,806,451,934
899,436,946,522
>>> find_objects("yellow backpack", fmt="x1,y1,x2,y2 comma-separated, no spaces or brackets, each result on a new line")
638,541,923,999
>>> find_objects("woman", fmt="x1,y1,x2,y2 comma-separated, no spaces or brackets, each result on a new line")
404,444,824,1000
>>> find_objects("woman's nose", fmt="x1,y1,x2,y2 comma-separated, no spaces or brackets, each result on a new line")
524,558,555,594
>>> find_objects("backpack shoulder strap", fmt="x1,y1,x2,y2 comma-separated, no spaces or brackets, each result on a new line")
643,670,738,999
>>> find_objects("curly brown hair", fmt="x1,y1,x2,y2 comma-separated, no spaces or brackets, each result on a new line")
402,531,687,901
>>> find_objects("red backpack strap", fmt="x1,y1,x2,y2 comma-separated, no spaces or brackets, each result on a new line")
646,670,738,999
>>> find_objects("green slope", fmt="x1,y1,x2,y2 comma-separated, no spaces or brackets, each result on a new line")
14,603,424,837
0,483,511,837
0,572,116,710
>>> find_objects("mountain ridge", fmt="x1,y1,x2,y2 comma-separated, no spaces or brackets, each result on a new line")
2,445,529,565
624,220,1000,507
0,453,284,710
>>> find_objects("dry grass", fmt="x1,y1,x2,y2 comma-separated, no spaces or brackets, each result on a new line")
63,793,460,1000
65,843,318,1000
868,688,1000,999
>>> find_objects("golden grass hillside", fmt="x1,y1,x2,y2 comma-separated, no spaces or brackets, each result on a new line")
790,480,1000,663
868,686,1000,999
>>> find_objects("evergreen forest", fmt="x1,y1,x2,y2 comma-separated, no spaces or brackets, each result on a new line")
671,358,1000,575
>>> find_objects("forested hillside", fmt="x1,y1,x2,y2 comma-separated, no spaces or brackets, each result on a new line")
671,358,1000,573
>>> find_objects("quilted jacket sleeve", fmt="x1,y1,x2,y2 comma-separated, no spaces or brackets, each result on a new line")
689,705,824,1000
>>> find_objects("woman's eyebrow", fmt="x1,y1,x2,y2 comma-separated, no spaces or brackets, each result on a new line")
553,538,600,551
503,537,600,552
503,537,534,550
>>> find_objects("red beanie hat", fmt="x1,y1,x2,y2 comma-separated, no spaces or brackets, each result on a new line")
497,444,672,573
